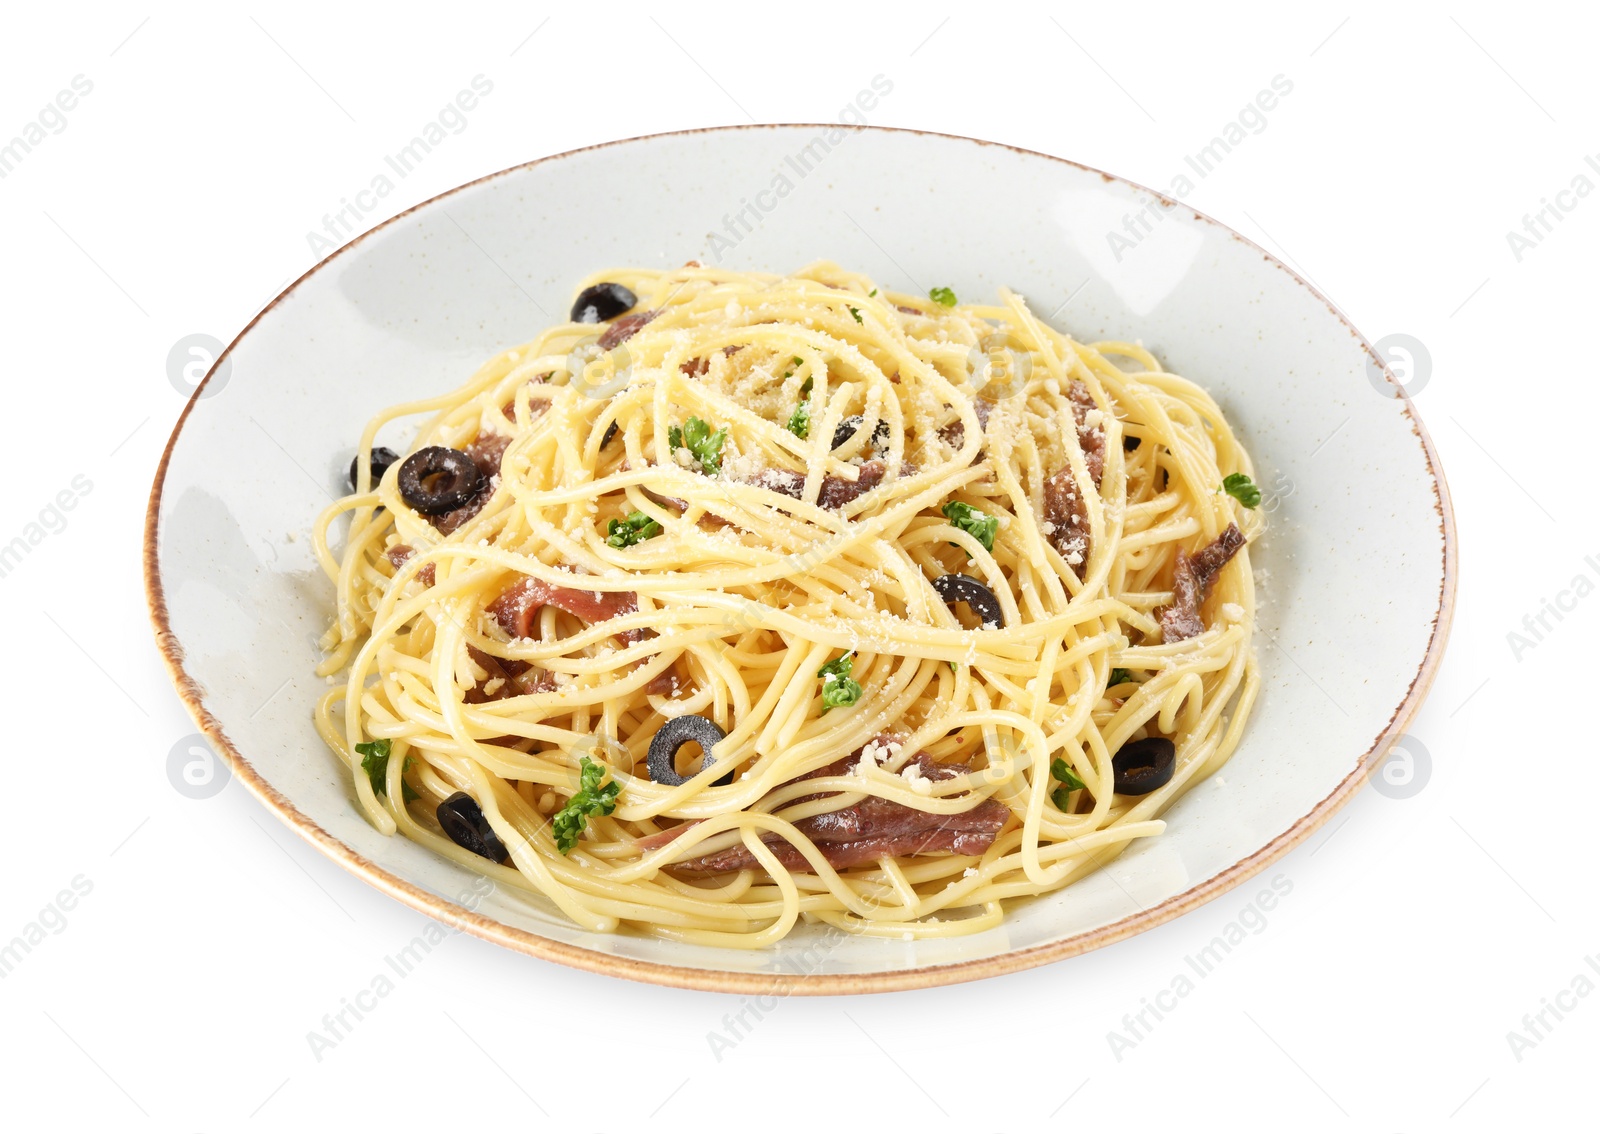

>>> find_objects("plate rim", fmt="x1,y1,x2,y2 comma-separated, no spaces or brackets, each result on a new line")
143,122,1458,995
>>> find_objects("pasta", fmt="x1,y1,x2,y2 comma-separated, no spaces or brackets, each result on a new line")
312,261,1263,946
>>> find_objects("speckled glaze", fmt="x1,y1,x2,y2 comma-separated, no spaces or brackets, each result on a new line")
145,126,1456,994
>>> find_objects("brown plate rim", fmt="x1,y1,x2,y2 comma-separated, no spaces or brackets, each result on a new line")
143,122,1458,995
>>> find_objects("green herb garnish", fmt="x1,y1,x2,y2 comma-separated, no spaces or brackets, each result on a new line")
551,755,622,854
817,653,863,712
1050,757,1086,810
668,416,729,474
929,286,957,307
849,306,863,324
356,739,419,802
1108,668,1136,687
606,511,662,549
1221,472,1261,509
868,288,878,297
787,401,811,439
941,501,998,552
783,355,804,379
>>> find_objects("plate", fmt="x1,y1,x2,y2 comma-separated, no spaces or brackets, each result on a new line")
145,125,1455,993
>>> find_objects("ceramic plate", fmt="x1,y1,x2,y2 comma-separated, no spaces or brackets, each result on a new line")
145,125,1455,993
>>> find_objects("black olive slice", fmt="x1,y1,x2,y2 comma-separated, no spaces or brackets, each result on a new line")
931,573,1005,629
349,446,400,492
397,446,485,515
830,415,890,453
436,792,510,861
571,282,637,324
1112,737,1176,795
647,715,733,787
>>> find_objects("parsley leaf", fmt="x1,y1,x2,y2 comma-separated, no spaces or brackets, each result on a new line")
1050,757,1086,810
929,286,957,307
606,511,662,549
783,355,805,379
356,739,419,802
817,652,863,712
1221,472,1261,509
849,306,863,324
1108,668,1137,687
941,501,998,552
868,288,878,297
669,416,729,474
552,755,622,854
787,401,810,439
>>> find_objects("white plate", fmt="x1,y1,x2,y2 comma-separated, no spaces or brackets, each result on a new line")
145,125,1455,993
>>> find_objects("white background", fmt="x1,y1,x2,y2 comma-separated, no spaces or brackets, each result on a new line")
1,2,1594,1129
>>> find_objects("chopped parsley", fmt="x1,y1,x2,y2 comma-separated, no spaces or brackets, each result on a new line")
783,355,804,379
668,416,729,475
929,286,957,307
1221,472,1261,509
606,511,661,549
942,501,998,552
868,288,878,297
356,739,419,803
849,306,863,324
817,653,863,711
552,755,622,854
1108,668,1137,687
786,401,811,439
1050,757,1086,810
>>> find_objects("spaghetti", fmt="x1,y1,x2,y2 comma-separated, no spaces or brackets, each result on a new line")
312,262,1263,946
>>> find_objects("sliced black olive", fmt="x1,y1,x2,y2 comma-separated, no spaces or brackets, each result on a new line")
647,715,733,787
831,415,890,453
1112,737,1176,796
437,792,509,861
349,446,400,492
397,446,485,515
931,573,1005,629
601,420,619,449
571,282,637,324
